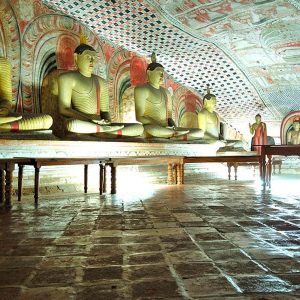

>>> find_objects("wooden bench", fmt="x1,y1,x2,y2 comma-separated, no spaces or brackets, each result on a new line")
106,156,184,194
228,157,282,180
183,154,262,181
17,158,109,205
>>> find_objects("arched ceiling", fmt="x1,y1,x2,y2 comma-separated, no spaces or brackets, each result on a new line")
42,0,300,135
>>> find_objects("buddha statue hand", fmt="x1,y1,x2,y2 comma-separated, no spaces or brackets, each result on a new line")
101,124,124,132
92,118,111,125
173,128,190,137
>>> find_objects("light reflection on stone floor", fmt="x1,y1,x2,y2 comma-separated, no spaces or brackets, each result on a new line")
0,172,299,299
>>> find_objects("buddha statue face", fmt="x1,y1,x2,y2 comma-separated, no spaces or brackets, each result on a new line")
255,114,262,124
75,49,97,77
204,96,216,113
147,67,164,87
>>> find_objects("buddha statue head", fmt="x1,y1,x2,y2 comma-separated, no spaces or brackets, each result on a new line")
147,52,164,88
255,113,262,124
203,85,216,113
74,44,97,77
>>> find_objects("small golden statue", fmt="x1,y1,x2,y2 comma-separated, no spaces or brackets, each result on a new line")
287,119,300,145
197,85,220,140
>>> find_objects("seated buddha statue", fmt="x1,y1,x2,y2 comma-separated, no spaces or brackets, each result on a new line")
287,119,300,145
197,85,220,140
0,57,53,131
249,114,267,154
134,53,203,140
57,44,143,136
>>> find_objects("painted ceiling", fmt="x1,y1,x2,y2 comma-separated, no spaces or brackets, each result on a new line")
42,0,300,135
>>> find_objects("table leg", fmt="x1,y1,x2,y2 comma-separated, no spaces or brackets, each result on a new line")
18,164,24,201
99,163,104,195
260,147,266,186
84,164,88,193
267,155,272,187
34,166,40,205
167,164,173,184
176,164,182,185
181,163,184,184
227,163,232,180
111,165,116,194
103,164,107,193
0,169,4,204
234,163,238,181
5,166,13,209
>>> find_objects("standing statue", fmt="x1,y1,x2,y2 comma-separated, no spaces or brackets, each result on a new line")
197,85,220,140
249,114,267,154
134,53,203,140
287,119,300,145
58,44,143,136
0,57,53,131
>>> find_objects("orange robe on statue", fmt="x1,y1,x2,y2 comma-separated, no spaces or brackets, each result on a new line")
252,123,267,155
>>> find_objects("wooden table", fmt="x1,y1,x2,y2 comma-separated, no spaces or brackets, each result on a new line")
183,154,262,181
107,156,184,194
261,145,300,186
17,158,109,205
0,158,32,208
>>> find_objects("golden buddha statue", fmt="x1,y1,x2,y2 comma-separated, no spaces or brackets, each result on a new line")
287,119,300,145
57,44,143,136
197,85,220,140
134,53,203,140
0,57,53,131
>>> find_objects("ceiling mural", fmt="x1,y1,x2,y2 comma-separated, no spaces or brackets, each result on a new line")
41,0,299,135
154,0,300,129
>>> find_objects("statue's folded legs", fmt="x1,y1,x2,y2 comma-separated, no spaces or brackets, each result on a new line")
0,57,53,132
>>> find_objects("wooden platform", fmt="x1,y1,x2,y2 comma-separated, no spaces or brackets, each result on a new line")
0,138,225,159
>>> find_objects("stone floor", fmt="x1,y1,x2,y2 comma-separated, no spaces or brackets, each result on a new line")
0,169,299,299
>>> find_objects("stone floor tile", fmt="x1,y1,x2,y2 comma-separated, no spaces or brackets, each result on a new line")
260,258,300,273
0,287,22,300
173,262,221,279
230,275,294,293
19,287,75,300
196,240,237,251
183,276,237,297
39,256,85,268
0,268,34,285
127,264,172,280
128,252,165,265
216,260,268,275
204,249,250,261
28,268,77,286
83,266,123,281
166,250,211,263
131,279,181,299
84,254,123,266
